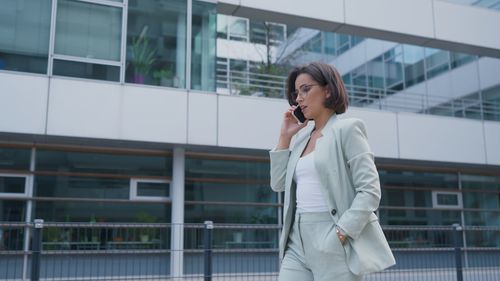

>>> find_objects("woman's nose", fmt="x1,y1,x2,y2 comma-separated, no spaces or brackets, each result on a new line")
295,94,302,103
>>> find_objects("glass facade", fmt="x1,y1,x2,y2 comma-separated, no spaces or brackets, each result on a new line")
55,0,122,61
191,0,217,91
126,0,187,87
1,0,499,122
1,144,499,251
0,0,51,74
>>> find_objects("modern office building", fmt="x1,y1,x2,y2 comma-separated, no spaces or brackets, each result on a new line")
1,0,500,279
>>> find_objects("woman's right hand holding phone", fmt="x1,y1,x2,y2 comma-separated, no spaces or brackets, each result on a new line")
276,106,308,150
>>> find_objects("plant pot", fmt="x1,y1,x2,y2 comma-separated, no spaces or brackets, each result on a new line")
140,234,150,242
133,74,145,84
160,77,173,87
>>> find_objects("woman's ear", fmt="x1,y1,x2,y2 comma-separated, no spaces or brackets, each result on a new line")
325,89,331,98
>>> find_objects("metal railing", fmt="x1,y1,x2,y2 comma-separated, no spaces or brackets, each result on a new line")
216,70,500,121
1,221,500,280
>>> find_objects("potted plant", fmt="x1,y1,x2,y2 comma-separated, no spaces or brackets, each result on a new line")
136,212,156,242
153,69,174,87
131,26,156,84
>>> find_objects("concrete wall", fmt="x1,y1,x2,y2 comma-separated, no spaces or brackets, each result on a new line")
1,72,499,166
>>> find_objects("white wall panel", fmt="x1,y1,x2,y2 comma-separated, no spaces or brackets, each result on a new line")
434,1,500,52
48,78,188,143
333,39,397,75
484,121,500,166
0,72,48,134
398,113,486,164
426,73,453,101
47,78,122,139
478,57,500,89
217,39,268,62
344,0,434,39
449,61,480,99
218,96,287,149
239,0,344,29
188,92,217,145
121,86,187,143
342,108,399,159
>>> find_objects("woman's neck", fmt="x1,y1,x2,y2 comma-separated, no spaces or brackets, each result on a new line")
313,110,335,132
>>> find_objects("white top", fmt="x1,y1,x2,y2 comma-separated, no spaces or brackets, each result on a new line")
294,151,330,213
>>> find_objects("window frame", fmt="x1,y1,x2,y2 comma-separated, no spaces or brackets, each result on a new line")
0,173,30,198
432,191,463,209
130,178,171,202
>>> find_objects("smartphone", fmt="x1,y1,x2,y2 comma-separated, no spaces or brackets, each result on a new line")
293,107,306,124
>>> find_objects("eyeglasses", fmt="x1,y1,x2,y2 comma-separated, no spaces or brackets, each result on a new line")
292,84,319,99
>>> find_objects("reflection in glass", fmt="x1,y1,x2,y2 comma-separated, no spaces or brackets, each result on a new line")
384,46,404,91
55,0,122,61
36,150,172,177
0,147,31,170
379,209,461,226
186,182,276,203
0,0,51,73
379,170,458,189
425,48,450,79
34,175,129,199
136,181,170,197
126,0,187,87
34,200,171,222
191,1,216,91
464,211,500,226
466,230,500,247
42,224,170,251
0,200,26,222
228,17,248,41
0,177,25,194
0,200,25,250
384,227,455,248
249,22,286,46
403,44,425,87
185,204,277,224
186,157,269,181
52,59,120,81
481,84,500,121
184,226,279,249
381,189,432,208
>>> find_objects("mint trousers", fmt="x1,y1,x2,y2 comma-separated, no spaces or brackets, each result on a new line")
278,212,362,281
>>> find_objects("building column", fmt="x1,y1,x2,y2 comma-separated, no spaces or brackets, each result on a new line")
170,147,185,278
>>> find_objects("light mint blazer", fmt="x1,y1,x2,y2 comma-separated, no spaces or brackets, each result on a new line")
270,114,396,275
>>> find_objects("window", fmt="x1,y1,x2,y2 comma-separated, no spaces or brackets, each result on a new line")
184,153,278,249
53,0,122,81
36,149,171,177
0,175,28,197
0,0,51,74
130,179,170,201
126,0,187,87
432,191,463,209
249,21,286,46
228,17,248,41
191,0,216,91
0,147,31,170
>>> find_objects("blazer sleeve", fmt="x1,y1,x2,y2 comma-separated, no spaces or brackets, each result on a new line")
269,149,290,192
336,119,381,240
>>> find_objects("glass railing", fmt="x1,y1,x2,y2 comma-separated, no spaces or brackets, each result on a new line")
216,70,500,121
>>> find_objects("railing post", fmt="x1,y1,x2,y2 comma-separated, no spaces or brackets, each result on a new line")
203,221,213,281
452,223,463,281
31,219,43,281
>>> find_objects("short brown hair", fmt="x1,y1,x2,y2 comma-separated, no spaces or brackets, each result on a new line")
286,62,348,114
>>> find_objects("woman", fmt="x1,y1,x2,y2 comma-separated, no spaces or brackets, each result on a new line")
270,62,395,281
